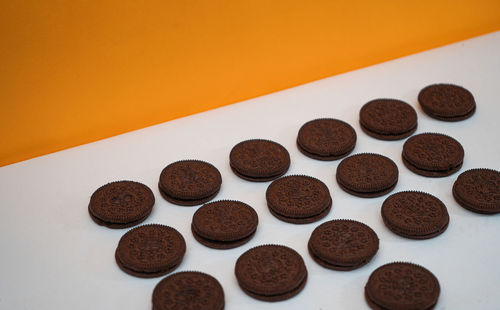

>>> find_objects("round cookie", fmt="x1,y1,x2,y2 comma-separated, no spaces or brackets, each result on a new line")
88,180,155,229
336,153,399,198
418,84,476,121
235,244,307,302
453,168,500,214
191,200,258,249
297,118,357,160
115,224,186,278
365,262,440,310
152,271,225,310
308,220,379,271
159,160,222,206
402,133,464,177
359,99,418,140
266,175,332,224
230,139,290,182
382,191,449,239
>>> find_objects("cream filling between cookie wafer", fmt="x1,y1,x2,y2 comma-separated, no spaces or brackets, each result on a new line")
383,218,449,239
237,270,307,299
296,137,355,158
308,242,370,270
115,251,183,277
191,223,257,243
337,175,397,195
268,197,332,220
360,122,417,138
402,156,462,175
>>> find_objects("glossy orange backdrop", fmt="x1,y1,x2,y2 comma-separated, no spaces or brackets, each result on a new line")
1,1,500,166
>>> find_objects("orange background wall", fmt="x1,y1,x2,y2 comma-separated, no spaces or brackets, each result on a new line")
1,1,500,166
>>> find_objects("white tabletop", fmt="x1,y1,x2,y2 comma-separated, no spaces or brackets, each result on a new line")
1,31,499,310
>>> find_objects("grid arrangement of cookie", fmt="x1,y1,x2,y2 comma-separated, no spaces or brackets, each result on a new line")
88,83,499,310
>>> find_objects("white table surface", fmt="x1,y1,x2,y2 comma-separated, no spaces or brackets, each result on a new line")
1,31,500,310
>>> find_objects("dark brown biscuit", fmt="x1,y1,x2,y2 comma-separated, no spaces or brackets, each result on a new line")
297,118,357,160
365,262,440,310
115,224,186,278
308,220,379,271
159,160,222,206
235,244,307,302
152,271,225,310
88,181,155,229
402,133,464,177
359,99,418,140
230,139,290,182
191,200,258,249
453,168,500,214
382,191,449,239
336,153,399,198
418,84,476,121
266,175,332,224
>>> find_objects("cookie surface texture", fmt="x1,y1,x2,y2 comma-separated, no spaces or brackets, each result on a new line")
230,139,290,182
297,118,357,160
152,271,225,310
235,244,307,302
382,191,449,239
336,153,399,198
88,180,155,229
418,84,476,121
115,224,186,278
266,175,332,224
453,168,500,214
191,200,258,249
359,99,417,140
402,133,464,177
159,160,222,206
308,219,379,270
365,262,440,310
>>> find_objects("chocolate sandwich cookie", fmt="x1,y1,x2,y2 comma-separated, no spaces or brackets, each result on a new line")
88,180,154,229
359,99,418,140
152,271,225,310
266,175,332,224
382,191,449,239
336,153,399,198
159,160,222,206
297,118,357,160
115,224,186,278
365,262,440,310
418,84,476,121
191,200,258,249
230,139,290,182
308,220,379,271
402,133,464,177
235,244,307,302
453,168,500,214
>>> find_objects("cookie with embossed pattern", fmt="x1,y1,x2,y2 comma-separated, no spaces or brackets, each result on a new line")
191,200,258,249
360,99,418,140
365,262,440,310
159,160,222,206
336,153,399,198
453,168,500,214
230,139,290,182
115,224,186,278
152,271,225,310
297,118,357,160
402,133,464,177
419,84,476,121
382,191,449,239
308,219,379,270
88,180,155,229
266,175,332,224
235,244,307,302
